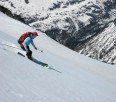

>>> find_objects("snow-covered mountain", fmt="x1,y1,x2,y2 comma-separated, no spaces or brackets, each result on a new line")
0,0,116,64
75,21,116,64
1,11,116,102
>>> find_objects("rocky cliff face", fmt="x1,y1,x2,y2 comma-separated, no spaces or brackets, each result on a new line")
0,0,116,64
75,21,116,64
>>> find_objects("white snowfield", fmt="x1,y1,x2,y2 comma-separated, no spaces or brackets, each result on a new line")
0,12,116,102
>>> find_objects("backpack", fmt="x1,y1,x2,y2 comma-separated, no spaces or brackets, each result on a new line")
18,32,32,44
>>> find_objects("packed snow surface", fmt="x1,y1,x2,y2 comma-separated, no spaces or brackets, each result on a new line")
0,12,116,102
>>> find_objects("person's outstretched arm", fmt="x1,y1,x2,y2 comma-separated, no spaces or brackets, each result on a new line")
31,41,37,49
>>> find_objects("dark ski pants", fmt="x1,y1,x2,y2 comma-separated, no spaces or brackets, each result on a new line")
21,45,32,59
26,46,32,59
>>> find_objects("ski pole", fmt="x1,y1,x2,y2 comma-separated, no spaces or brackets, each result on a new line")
37,49,43,53
0,42,43,52
0,43,22,50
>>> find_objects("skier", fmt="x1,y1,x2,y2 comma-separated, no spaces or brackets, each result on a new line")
18,32,38,60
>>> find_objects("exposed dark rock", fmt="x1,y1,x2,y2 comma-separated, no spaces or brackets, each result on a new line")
25,0,29,4
0,6,25,23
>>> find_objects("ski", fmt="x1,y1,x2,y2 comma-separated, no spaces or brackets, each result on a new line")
17,51,61,73
32,58,48,67
32,58,61,73
17,52,25,57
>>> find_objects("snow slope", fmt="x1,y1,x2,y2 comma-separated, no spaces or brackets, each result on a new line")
0,12,116,102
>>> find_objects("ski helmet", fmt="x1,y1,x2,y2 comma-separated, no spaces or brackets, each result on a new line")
32,32,38,37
